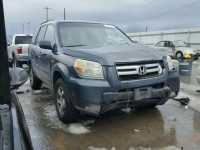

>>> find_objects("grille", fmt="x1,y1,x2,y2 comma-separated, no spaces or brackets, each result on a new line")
116,62,162,80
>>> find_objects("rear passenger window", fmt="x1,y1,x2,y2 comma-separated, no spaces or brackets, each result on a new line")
35,26,47,45
44,25,55,46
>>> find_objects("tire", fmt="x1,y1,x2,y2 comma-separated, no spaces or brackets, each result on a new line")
176,52,183,59
13,55,23,68
194,57,199,60
29,65,42,90
54,78,79,123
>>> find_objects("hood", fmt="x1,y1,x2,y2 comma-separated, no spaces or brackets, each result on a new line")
62,43,165,66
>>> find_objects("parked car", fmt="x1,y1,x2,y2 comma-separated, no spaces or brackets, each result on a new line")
0,1,33,149
7,34,33,67
29,21,180,123
154,40,200,59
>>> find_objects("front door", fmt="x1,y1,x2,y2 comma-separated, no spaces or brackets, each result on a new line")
34,25,47,77
39,25,56,88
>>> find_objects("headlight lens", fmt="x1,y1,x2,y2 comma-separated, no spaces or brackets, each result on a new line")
74,59,104,78
166,56,174,71
186,50,195,55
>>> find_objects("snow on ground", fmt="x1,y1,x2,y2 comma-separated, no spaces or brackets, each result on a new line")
88,146,116,150
88,146,180,150
43,104,92,135
128,146,180,150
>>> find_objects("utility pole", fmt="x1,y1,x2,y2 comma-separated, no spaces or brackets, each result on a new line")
146,26,148,32
64,8,66,20
27,22,30,34
43,7,51,21
22,23,24,34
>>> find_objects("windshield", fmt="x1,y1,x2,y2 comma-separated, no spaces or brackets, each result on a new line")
58,23,132,47
15,36,32,44
172,40,189,47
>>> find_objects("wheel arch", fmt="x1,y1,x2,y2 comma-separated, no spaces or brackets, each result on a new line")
176,51,183,55
52,63,78,107
52,63,70,88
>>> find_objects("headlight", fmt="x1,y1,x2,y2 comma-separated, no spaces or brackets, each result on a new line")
74,59,104,78
186,50,195,55
166,56,174,71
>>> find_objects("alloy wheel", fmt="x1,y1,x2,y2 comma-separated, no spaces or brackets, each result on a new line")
57,87,66,115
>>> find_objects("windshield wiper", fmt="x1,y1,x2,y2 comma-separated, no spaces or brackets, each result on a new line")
65,44,87,47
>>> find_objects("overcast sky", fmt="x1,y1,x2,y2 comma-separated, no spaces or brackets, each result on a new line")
3,0,200,38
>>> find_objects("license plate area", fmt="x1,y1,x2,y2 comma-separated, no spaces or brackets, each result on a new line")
134,87,152,101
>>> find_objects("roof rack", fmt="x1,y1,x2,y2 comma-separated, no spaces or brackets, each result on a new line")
40,20,54,25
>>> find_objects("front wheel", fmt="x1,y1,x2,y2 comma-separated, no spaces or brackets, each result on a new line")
54,78,79,123
176,52,183,59
29,65,42,90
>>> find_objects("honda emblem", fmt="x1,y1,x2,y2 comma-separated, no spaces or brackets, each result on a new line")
138,66,147,75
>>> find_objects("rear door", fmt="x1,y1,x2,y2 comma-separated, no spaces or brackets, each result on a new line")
39,25,56,87
164,41,175,57
30,26,47,77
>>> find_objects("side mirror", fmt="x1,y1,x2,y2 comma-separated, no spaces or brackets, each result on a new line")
9,68,28,89
39,40,52,50
7,43,10,46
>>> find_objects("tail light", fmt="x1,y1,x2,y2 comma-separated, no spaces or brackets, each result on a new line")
17,47,22,54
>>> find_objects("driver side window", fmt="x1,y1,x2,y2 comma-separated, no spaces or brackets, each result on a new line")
35,26,47,45
44,25,55,47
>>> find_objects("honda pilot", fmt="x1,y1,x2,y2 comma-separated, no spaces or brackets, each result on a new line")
28,21,180,123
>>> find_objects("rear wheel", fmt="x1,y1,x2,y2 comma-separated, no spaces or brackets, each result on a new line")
54,78,79,123
29,65,42,90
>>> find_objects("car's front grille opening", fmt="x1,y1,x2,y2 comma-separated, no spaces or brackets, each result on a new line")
116,61,163,81
117,83,165,93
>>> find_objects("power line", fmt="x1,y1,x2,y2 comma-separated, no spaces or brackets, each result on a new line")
97,0,144,21
142,0,200,21
97,0,154,22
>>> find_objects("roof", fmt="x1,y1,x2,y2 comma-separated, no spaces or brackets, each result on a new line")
40,20,109,26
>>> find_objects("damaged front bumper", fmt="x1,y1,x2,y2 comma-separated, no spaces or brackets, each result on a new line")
69,68,180,115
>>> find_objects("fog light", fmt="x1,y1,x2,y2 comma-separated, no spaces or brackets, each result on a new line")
85,104,101,113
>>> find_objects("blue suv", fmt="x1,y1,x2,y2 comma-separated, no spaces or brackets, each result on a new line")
28,21,180,123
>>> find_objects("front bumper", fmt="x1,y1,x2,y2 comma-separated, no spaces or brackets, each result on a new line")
68,68,180,114
15,54,28,62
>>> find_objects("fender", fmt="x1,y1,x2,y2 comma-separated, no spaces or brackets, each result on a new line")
51,62,70,84
51,62,79,107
